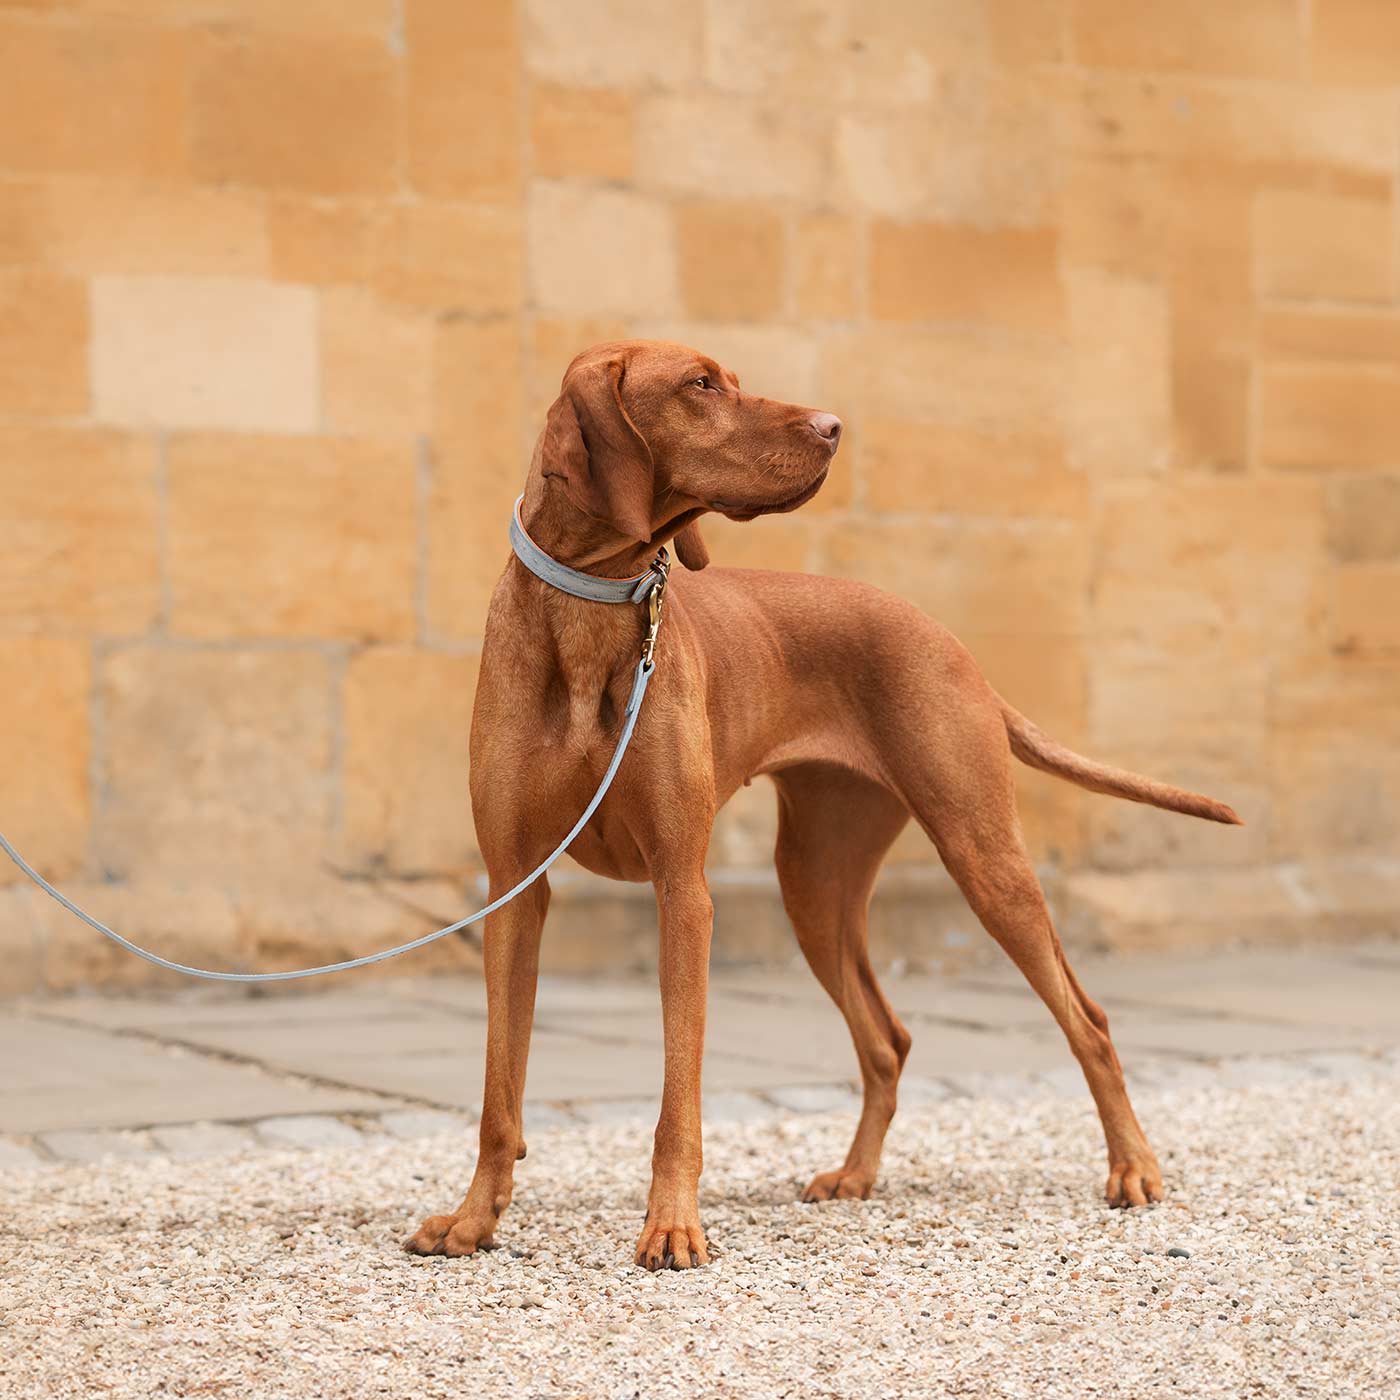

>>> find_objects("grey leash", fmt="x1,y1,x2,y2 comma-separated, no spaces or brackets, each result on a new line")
0,506,671,983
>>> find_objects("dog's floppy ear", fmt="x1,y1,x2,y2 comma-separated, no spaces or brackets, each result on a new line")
539,355,654,544
673,521,710,571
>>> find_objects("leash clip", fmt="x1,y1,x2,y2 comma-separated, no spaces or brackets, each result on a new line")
639,547,670,668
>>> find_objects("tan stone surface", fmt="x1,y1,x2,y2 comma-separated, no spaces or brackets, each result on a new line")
1312,0,1400,85
0,270,87,416
189,34,397,195
0,638,89,886
167,434,417,641
1254,186,1393,304
1,1,1396,977
870,223,1063,334
1072,0,1302,79
374,203,523,314
404,0,520,201
91,275,318,433
529,182,677,317
99,647,334,880
530,85,632,181
0,426,160,633
319,289,433,437
0,17,189,179
677,203,783,322
1259,367,1400,471
340,649,480,875
1333,565,1400,653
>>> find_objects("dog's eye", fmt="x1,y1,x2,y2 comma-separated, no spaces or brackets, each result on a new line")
689,375,711,391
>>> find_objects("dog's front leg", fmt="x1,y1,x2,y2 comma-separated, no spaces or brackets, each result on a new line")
405,877,549,1257
635,867,713,1271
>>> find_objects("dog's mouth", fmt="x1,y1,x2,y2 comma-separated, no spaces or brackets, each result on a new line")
711,467,829,522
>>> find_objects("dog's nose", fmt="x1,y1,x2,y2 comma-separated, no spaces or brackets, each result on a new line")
809,413,843,448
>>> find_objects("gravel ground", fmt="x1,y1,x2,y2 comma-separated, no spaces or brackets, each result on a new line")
3,1073,1397,1399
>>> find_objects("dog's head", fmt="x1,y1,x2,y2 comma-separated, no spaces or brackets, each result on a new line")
535,339,841,570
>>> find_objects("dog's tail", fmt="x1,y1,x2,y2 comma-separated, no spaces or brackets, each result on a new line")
1000,702,1243,825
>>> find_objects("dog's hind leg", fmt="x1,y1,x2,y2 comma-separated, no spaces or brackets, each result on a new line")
772,764,913,1203
894,698,1164,1207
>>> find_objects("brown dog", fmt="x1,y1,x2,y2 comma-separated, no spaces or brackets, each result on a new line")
406,340,1240,1270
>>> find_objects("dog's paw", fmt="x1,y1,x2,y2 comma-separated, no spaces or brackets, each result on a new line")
800,1168,874,1203
1105,1156,1164,1209
634,1215,710,1271
403,1212,498,1257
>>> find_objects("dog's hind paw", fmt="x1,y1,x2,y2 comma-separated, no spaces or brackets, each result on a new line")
403,1212,499,1257
1105,1155,1164,1209
800,1168,875,1203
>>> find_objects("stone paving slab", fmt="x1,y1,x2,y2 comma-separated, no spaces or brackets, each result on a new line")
0,1013,388,1134
3,942,1397,1161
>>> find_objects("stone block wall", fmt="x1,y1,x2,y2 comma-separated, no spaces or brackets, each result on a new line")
2,1,1398,990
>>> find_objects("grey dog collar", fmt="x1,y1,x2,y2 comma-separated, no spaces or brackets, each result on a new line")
509,495,665,604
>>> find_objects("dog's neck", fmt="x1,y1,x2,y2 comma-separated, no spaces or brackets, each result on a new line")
509,482,661,714
517,479,659,578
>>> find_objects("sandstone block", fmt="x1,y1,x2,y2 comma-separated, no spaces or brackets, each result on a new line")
530,84,632,180
91,275,318,433
870,223,1063,335
794,214,860,321
1326,473,1400,561
320,289,434,436
0,639,89,887
1172,349,1251,474
0,271,88,416
0,181,49,266
1270,656,1400,858
424,433,523,645
64,0,394,39
1057,154,1168,278
822,520,1091,639
636,95,831,202
0,426,160,633
835,83,1054,225
529,182,677,317
820,327,1062,435
1254,186,1393,303
340,648,479,875
42,180,269,276
1257,308,1400,364
375,203,523,314
1072,0,1302,79
677,203,783,322
167,434,417,641
988,0,1069,66
1093,476,1326,648
1056,72,1397,176
0,17,188,179
1313,0,1400,85
433,317,525,459
267,199,381,285
863,419,1084,518
1334,564,1400,652
524,0,700,86
1065,268,1171,475
1259,366,1400,470
99,647,333,880
405,0,520,200
190,35,397,194
703,0,941,104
